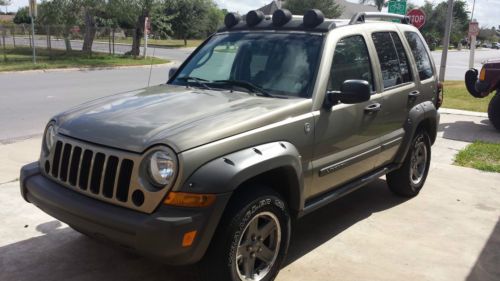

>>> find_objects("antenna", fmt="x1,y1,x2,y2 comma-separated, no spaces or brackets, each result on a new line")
147,47,156,87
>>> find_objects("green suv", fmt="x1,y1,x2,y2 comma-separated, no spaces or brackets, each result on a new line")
20,10,441,281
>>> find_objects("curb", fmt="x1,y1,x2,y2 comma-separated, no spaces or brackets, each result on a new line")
439,108,488,118
0,62,178,75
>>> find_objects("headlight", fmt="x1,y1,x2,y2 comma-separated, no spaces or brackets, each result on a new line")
43,123,57,153
146,149,177,187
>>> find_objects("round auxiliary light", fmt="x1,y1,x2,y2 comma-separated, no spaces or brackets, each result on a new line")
272,9,292,26
303,9,325,28
246,10,265,27
224,12,241,29
147,150,177,187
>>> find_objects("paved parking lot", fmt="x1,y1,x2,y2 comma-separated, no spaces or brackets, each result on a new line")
0,112,499,281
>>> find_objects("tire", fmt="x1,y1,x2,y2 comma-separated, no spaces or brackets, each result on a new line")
387,130,431,197
200,186,291,281
488,92,500,132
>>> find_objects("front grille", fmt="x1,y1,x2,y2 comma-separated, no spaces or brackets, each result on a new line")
48,139,134,204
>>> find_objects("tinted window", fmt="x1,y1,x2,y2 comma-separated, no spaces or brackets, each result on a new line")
405,32,434,80
328,35,374,92
173,32,323,98
372,32,413,89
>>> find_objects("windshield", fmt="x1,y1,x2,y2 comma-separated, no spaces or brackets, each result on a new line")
171,32,324,98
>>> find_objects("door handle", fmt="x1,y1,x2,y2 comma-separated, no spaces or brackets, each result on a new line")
364,103,381,113
409,90,421,98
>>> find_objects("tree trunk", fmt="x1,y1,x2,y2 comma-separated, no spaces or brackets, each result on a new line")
112,28,115,55
131,15,145,57
2,29,6,62
82,8,96,55
11,27,16,47
108,27,111,54
63,27,72,53
184,36,187,47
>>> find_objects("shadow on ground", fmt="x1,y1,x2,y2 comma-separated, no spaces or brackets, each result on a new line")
0,179,407,281
438,119,500,143
466,218,500,281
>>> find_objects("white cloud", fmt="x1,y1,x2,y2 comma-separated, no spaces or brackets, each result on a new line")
4,0,499,28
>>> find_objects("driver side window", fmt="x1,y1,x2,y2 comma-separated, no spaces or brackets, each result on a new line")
328,35,374,92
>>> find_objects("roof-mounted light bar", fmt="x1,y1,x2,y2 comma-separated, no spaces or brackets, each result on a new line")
303,9,325,28
246,10,265,27
272,9,292,26
349,12,410,25
224,12,241,28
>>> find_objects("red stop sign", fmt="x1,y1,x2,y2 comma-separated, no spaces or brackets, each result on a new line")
407,9,426,29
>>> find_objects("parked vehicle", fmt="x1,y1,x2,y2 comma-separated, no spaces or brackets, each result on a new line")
20,10,441,281
492,43,500,49
466,59,500,131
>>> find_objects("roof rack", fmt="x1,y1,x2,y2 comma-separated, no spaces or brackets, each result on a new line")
349,12,410,25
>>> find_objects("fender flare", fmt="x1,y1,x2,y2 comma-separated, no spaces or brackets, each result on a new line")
393,102,439,164
179,141,304,211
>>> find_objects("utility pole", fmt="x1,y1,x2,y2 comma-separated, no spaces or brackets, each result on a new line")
143,17,149,58
277,0,282,9
438,0,454,82
469,19,479,69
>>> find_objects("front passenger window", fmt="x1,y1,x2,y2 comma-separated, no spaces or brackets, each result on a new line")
328,35,374,92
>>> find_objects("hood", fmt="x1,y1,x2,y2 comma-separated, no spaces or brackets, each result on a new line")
55,85,308,153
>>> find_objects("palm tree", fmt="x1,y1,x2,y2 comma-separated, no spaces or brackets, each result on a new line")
359,0,385,11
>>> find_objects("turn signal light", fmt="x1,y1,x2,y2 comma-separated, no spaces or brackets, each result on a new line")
164,192,216,207
479,67,486,81
182,230,197,247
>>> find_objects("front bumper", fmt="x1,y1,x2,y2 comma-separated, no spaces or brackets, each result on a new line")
20,162,231,265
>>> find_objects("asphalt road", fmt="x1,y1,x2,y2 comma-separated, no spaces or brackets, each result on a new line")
3,36,195,62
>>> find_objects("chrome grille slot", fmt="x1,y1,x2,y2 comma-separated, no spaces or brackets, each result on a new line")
90,153,105,194
44,137,135,207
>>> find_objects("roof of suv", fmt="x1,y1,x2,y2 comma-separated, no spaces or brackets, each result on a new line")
218,10,411,33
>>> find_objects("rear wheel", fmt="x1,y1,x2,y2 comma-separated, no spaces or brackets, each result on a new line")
200,187,291,281
488,92,500,132
387,130,431,197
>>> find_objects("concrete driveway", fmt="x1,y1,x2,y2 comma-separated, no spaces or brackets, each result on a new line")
0,112,499,281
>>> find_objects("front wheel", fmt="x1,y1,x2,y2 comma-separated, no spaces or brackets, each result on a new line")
387,130,431,197
200,187,291,281
488,92,500,132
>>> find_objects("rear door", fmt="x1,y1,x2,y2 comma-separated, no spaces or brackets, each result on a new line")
367,30,420,168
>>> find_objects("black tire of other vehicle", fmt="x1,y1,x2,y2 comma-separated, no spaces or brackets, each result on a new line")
199,186,291,281
488,92,500,132
387,130,431,197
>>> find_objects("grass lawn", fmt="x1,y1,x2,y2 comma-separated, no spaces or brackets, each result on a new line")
442,81,494,112
0,46,168,72
454,141,500,172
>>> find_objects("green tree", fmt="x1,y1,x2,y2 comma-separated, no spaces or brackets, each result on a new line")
284,0,343,18
164,0,214,46
358,0,385,11
13,7,31,24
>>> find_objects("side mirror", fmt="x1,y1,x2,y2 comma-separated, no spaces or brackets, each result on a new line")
324,80,371,108
168,67,179,80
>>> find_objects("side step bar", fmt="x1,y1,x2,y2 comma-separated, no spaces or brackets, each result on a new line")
300,165,398,217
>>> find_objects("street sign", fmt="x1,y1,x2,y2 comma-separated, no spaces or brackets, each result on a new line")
468,21,479,37
407,9,426,29
388,0,407,16
28,0,37,18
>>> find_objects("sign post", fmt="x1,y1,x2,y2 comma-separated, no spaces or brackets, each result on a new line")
388,0,407,19
29,0,37,64
468,20,479,69
407,9,426,29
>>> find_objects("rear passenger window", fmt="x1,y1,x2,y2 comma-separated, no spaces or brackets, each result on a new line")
328,35,374,92
372,32,413,89
405,32,434,80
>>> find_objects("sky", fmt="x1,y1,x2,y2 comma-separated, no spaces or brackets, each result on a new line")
3,0,499,28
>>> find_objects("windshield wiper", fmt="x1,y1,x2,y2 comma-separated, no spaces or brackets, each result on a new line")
177,76,211,90
213,80,274,98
